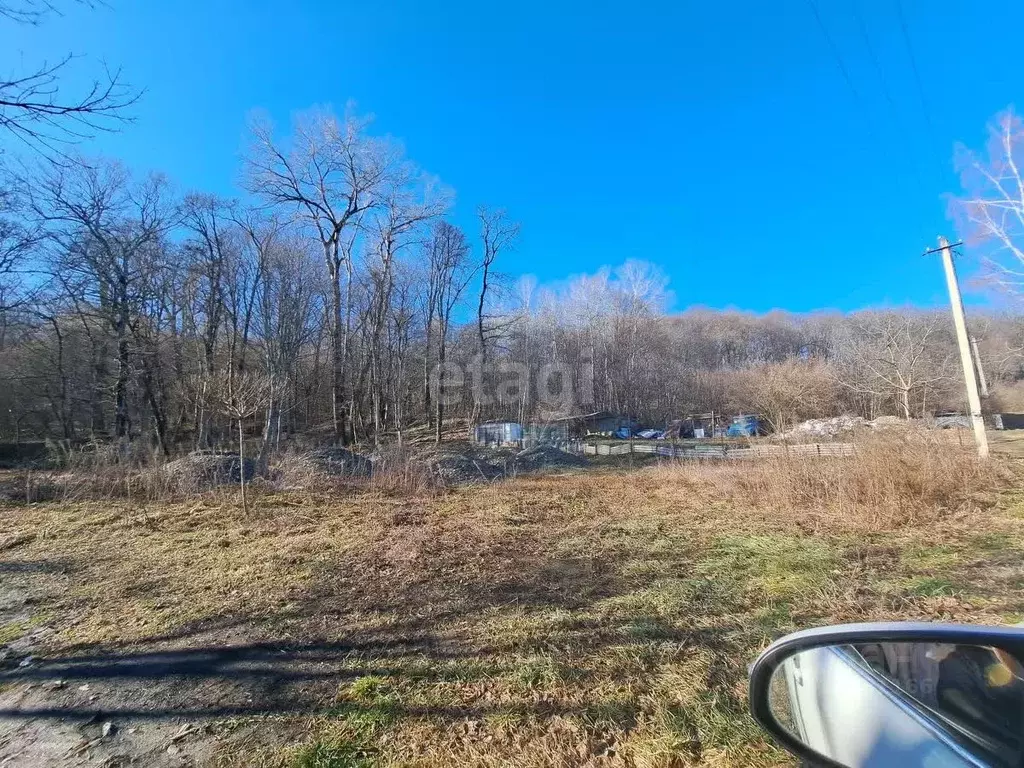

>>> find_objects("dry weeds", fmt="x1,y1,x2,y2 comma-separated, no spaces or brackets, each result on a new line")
0,437,1022,767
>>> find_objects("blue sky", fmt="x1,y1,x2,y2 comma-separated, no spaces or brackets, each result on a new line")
4,0,1022,312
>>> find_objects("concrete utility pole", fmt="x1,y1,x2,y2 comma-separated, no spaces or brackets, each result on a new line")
935,237,989,458
969,335,990,398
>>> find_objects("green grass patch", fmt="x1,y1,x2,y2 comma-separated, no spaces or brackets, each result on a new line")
0,611,50,645
513,653,573,688
596,578,711,621
969,531,1018,553
901,543,961,571
329,704,397,736
621,617,679,640
905,576,958,597
348,676,391,704
753,603,795,634
478,606,579,650
698,535,837,604
0,620,30,645
291,740,373,768
580,696,639,728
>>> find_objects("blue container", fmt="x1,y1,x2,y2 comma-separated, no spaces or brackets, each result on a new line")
726,415,762,437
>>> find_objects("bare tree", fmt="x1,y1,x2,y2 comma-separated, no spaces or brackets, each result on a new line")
0,180,40,310
954,108,1024,295
213,368,269,515
1,2,137,152
836,312,954,419
253,231,320,467
26,159,174,441
730,359,837,432
365,168,446,440
427,221,475,443
245,109,393,443
472,206,519,423
180,193,236,448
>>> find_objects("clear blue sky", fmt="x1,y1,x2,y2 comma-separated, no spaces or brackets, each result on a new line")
4,0,1022,312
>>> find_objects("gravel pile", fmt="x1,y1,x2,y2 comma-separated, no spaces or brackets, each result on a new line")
512,445,589,473
429,444,588,483
774,415,867,440
304,447,373,477
162,452,256,494
432,454,505,484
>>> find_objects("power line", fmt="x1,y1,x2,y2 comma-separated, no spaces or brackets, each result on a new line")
850,0,927,189
850,0,900,126
894,0,939,147
807,0,909,178
806,0,864,108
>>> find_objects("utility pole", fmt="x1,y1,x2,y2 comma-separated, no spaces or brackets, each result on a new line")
932,237,989,458
969,335,990,398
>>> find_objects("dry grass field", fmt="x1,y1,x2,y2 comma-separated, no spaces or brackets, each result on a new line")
1,432,1023,767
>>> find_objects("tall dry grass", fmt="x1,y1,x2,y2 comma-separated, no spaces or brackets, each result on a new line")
3,449,446,506
254,445,443,497
651,431,1012,530
7,463,181,504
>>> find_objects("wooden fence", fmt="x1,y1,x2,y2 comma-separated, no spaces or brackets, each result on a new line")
580,441,855,460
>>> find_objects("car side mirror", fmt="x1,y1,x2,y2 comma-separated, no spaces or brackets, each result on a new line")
749,623,1024,768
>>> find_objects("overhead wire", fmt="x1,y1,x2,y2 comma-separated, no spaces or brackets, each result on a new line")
805,0,900,179
894,0,947,176
850,0,901,131
894,0,937,140
807,0,946,265
806,0,865,108
850,0,928,190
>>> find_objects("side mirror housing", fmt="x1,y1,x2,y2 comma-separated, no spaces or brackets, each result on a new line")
749,623,1024,768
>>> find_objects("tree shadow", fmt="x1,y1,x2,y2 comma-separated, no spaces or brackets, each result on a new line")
0,523,761,729
0,558,77,574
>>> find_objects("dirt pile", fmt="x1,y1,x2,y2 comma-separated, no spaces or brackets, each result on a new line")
303,447,373,477
426,444,589,483
513,445,590,473
432,453,505,484
161,452,256,494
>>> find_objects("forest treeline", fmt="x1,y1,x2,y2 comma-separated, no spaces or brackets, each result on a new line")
1,108,1023,453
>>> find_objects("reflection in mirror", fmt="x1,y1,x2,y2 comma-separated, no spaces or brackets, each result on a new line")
767,642,1024,768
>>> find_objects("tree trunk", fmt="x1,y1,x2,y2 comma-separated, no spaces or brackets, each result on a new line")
258,395,278,474
140,362,171,456
195,386,209,450
91,347,108,437
899,388,911,419
473,269,488,425
238,417,248,515
434,327,445,444
423,329,433,427
327,242,348,445
114,313,131,442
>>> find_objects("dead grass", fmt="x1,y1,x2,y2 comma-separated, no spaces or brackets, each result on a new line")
1,439,1023,767
651,430,1007,531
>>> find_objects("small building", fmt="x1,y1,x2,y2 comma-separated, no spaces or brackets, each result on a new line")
473,421,523,447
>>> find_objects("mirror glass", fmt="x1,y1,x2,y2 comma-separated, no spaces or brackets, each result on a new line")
767,642,1024,768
